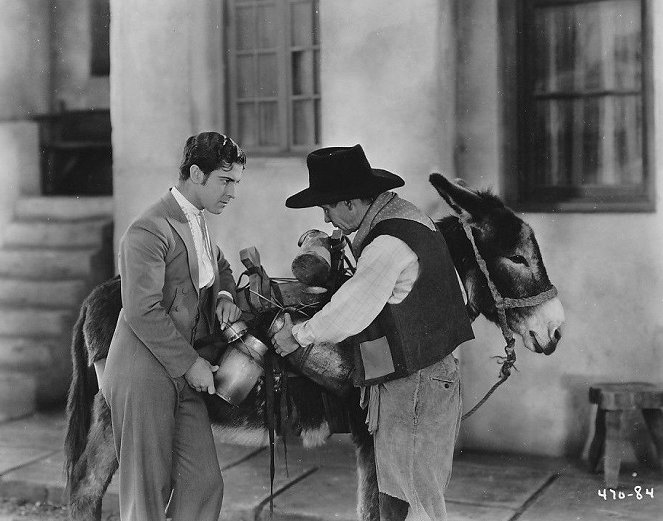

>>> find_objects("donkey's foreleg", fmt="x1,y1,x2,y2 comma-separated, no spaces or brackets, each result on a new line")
348,409,380,521
355,431,410,521
355,439,380,521
69,393,118,521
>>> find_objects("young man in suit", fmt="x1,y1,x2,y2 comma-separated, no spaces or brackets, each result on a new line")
102,132,246,521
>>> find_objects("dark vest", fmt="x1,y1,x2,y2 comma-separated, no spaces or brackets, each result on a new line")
350,218,474,386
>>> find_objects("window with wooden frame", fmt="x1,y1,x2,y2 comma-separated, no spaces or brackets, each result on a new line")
515,0,654,211
227,0,320,153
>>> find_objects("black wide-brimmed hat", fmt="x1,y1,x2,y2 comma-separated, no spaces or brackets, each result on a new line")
285,145,405,208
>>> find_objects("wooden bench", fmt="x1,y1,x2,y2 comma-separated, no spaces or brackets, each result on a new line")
588,382,663,488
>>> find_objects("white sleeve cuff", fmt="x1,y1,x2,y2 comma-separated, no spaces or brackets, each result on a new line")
217,290,234,301
292,321,314,347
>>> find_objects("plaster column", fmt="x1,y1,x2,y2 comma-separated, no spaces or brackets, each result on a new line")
110,0,225,253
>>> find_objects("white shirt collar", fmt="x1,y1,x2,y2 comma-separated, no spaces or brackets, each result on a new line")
171,186,202,217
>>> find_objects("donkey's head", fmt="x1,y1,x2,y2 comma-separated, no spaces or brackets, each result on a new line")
430,174,564,355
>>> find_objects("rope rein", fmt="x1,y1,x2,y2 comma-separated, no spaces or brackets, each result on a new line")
459,216,557,420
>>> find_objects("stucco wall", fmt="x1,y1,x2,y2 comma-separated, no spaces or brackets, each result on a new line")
0,123,41,239
52,0,110,110
110,0,320,277
109,0,663,458
0,2,49,228
0,0,109,215
111,0,461,269
456,0,663,457
0,0,110,116
111,0,197,245
0,1,51,119
321,0,458,217
110,0,465,277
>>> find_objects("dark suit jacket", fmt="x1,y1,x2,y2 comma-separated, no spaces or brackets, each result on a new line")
108,191,236,378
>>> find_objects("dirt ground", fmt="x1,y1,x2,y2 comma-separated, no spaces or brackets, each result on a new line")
0,498,119,521
0,498,68,521
0,498,76,521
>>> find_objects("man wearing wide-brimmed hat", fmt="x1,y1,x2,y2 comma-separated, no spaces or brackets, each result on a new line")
270,145,474,520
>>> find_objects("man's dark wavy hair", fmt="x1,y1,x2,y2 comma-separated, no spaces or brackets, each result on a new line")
179,132,247,181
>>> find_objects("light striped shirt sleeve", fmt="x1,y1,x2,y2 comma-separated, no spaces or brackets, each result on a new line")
292,235,418,346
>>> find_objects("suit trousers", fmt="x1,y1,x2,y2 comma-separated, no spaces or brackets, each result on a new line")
102,333,223,521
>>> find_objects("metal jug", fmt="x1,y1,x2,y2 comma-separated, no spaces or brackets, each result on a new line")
267,310,354,397
213,320,269,406
291,229,333,287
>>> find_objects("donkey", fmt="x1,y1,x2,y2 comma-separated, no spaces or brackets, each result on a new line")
64,174,564,521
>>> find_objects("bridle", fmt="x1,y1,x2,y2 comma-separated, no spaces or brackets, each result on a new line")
459,216,558,420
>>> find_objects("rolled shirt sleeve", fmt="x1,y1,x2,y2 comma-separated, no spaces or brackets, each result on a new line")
217,290,234,301
292,235,419,346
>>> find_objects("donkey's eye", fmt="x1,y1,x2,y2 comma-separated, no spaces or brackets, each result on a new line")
508,255,529,267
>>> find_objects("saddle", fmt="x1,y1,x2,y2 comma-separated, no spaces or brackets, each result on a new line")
196,231,356,434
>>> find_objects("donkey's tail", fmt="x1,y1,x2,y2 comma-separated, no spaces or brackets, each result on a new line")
64,302,94,493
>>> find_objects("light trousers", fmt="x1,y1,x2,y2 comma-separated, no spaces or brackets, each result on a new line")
373,355,462,521
102,340,223,521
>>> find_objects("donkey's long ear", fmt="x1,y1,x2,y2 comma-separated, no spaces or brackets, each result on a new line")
429,173,485,219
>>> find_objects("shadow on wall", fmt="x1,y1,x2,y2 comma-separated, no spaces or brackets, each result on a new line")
561,374,594,458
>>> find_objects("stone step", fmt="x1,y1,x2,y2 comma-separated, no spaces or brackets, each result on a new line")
0,248,100,280
3,219,112,248
0,278,87,307
0,307,74,336
14,196,113,221
0,336,63,372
